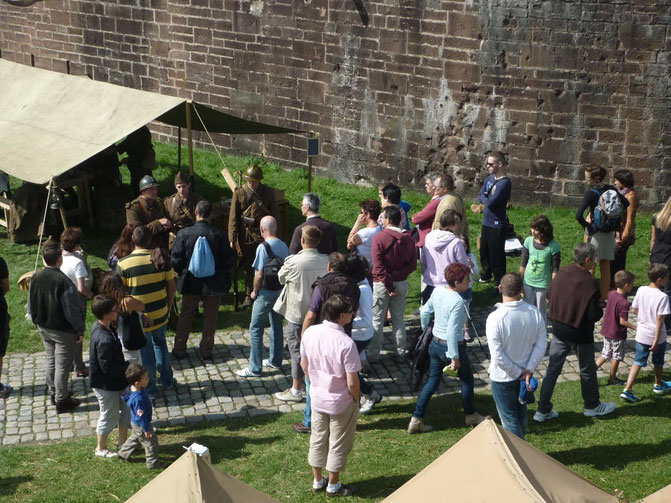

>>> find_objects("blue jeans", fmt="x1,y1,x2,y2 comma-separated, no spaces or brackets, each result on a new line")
303,378,311,428
248,292,283,374
140,325,173,394
412,339,475,418
491,380,527,439
354,339,373,396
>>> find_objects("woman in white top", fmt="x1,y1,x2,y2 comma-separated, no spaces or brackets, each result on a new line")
347,199,382,267
60,227,92,377
347,254,382,414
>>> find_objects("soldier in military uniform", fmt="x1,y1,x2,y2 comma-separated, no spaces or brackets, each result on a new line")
125,175,171,249
163,172,205,249
228,164,279,308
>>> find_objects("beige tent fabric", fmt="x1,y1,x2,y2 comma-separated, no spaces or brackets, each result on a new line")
641,484,671,502
126,450,278,503
0,59,183,185
382,419,617,503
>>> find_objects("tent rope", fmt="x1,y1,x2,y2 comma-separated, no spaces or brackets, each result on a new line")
33,178,53,273
191,103,233,174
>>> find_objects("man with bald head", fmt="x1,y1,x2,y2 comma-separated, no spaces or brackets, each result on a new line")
237,216,290,377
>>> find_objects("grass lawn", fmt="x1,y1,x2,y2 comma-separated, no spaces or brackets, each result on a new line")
0,141,656,354
0,375,670,502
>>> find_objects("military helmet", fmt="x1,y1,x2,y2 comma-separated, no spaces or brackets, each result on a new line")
139,175,159,192
244,164,263,182
174,172,190,185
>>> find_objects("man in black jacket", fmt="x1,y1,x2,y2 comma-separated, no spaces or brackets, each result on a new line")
289,193,338,255
171,200,235,360
28,242,85,413
534,243,616,422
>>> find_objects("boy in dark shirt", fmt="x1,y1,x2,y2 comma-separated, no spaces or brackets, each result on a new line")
595,270,636,385
117,363,162,469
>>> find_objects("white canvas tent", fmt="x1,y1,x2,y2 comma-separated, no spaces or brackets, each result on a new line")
382,419,618,503
126,450,278,503
640,483,671,502
0,58,299,185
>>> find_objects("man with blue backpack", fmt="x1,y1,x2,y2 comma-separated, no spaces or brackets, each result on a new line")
237,216,290,377
576,166,629,301
171,200,235,361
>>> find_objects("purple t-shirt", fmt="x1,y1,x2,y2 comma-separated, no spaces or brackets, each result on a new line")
307,285,322,314
600,290,630,341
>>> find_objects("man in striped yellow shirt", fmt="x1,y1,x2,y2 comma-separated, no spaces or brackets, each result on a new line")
117,226,176,397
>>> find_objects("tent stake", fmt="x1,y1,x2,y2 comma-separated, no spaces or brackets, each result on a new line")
186,101,195,190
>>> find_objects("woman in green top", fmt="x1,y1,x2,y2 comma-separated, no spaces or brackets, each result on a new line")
518,215,561,322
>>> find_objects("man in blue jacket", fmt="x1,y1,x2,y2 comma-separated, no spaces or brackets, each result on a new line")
171,200,235,360
478,151,512,291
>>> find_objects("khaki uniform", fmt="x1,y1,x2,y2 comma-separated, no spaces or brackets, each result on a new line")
125,196,170,249
432,191,470,245
164,192,205,248
227,183,279,295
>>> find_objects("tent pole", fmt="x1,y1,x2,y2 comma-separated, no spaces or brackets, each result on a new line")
177,127,182,169
186,101,195,189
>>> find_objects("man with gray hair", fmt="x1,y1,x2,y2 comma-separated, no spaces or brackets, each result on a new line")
534,242,616,422
237,216,290,377
289,193,338,255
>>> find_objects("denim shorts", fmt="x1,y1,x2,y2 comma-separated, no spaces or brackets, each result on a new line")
633,341,667,368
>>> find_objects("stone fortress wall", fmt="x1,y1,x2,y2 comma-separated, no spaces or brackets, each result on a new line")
1,0,670,206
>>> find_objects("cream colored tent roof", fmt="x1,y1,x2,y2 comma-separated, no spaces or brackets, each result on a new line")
383,419,617,503
126,450,278,503
641,483,671,502
0,59,299,185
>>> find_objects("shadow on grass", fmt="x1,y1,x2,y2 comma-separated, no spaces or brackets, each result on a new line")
0,476,33,497
166,410,283,434
352,474,415,499
160,432,283,464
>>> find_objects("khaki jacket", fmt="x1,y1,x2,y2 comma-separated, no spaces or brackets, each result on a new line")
432,191,470,244
125,196,169,237
273,248,329,325
227,183,279,254
164,192,205,233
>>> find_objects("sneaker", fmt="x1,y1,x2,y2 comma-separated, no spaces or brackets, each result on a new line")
0,384,12,399
407,417,433,434
533,410,559,422
236,368,261,378
477,277,491,284
94,449,117,459
620,390,640,402
312,477,327,494
75,368,89,378
653,381,671,394
607,377,625,386
292,422,310,434
584,401,617,417
274,389,303,402
465,412,489,426
359,390,382,414
463,329,472,343
263,359,281,370
326,484,356,498
56,397,81,414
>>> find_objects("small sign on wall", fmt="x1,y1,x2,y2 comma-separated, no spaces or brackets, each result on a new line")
307,137,319,156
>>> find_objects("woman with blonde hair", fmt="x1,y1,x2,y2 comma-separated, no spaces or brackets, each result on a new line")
651,197,671,323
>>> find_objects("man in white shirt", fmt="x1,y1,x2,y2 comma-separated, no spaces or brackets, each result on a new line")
486,273,546,439
273,226,329,402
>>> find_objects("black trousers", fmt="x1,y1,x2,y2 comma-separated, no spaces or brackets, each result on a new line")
480,225,507,284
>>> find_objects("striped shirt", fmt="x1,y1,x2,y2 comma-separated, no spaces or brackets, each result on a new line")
116,249,175,332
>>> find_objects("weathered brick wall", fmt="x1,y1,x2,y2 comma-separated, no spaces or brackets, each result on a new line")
1,0,670,206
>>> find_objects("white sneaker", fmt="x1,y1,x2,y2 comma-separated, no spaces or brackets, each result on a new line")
263,359,281,370
533,410,559,422
584,402,616,417
236,368,261,378
359,390,382,414
274,389,303,402
94,449,117,459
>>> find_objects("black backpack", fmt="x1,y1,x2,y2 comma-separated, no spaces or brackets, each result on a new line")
261,241,284,291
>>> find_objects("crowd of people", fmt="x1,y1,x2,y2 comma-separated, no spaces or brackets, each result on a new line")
2,145,670,496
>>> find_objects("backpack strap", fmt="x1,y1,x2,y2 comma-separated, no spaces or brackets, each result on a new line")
262,240,276,260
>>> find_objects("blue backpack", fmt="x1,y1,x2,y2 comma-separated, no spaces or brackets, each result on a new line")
591,187,624,232
188,236,215,278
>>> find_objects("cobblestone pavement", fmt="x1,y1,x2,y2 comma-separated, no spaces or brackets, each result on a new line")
0,306,653,446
